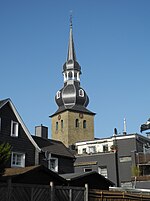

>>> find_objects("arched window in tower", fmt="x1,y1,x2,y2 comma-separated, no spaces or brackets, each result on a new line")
56,122,58,131
83,120,86,129
79,89,84,97
75,119,79,128
61,120,63,129
74,72,77,80
56,91,61,99
68,71,72,79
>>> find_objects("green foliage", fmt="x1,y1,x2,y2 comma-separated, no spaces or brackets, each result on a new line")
0,143,11,176
131,165,141,177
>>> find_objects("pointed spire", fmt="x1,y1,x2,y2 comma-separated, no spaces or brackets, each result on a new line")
67,14,77,62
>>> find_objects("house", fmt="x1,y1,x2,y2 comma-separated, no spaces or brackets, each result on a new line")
0,98,40,168
32,125,75,174
74,133,150,189
0,98,75,174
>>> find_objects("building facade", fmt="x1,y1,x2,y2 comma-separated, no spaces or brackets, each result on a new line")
74,133,150,188
50,19,95,148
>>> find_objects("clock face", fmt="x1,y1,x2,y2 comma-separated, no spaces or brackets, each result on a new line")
79,113,83,119
58,115,61,120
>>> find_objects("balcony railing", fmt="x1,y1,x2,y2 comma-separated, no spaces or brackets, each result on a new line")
136,152,150,164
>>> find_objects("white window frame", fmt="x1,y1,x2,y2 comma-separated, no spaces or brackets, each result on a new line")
89,146,96,154
11,152,25,167
98,166,108,178
56,91,61,99
79,89,84,97
84,168,92,172
11,120,19,137
48,156,58,172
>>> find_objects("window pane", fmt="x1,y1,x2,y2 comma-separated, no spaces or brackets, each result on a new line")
56,122,58,130
61,120,63,129
83,120,86,128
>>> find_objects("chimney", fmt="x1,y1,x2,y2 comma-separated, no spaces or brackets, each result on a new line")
35,124,48,139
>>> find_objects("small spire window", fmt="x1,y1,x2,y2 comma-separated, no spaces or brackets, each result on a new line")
56,91,61,99
79,89,84,97
68,72,73,80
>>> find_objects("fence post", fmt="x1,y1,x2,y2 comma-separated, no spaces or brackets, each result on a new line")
85,183,88,201
7,178,12,201
50,181,54,201
69,188,72,201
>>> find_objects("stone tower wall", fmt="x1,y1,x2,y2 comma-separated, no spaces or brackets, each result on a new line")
51,110,94,147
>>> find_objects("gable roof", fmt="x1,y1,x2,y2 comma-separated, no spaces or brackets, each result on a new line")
1,165,66,185
32,135,75,159
0,98,41,152
60,171,114,190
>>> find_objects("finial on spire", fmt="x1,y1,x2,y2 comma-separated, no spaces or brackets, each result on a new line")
70,10,73,27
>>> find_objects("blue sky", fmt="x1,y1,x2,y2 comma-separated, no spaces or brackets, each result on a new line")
0,0,150,138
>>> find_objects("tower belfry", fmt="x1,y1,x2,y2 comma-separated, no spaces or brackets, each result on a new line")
50,18,95,148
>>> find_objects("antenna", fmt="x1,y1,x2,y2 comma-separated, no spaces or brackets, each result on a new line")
123,118,127,135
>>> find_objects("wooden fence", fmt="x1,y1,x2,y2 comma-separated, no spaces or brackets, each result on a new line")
0,182,86,201
89,189,150,201
1,182,150,201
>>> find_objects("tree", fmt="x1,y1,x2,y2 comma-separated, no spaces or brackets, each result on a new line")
0,143,11,176
131,165,141,188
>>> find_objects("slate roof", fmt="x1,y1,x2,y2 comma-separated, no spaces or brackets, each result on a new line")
32,135,75,159
60,171,114,189
0,98,9,108
50,105,95,117
1,165,66,185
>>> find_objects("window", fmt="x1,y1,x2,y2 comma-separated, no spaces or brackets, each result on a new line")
89,146,96,154
56,91,61,99
98,166,108,178
75,119,79,128
82,148,87,154
68,71,72,79
61,120,63,129
103,144,108,152
74,72,77,80
11,121,19,137
83,120,86,128
79,89,84,97
84,168,92,172
56,122,58,131
11,152,25,167
48,157,58,172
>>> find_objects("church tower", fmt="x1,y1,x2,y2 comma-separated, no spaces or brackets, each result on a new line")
50,18,95,148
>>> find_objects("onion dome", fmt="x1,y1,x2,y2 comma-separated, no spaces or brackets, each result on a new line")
53,16,93,115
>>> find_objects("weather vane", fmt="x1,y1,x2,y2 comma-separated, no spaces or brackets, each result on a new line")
70,10,73,26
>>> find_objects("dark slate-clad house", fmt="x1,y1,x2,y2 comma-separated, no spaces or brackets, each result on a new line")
32,125,75,174
0,98,40,168
0,98,75,174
